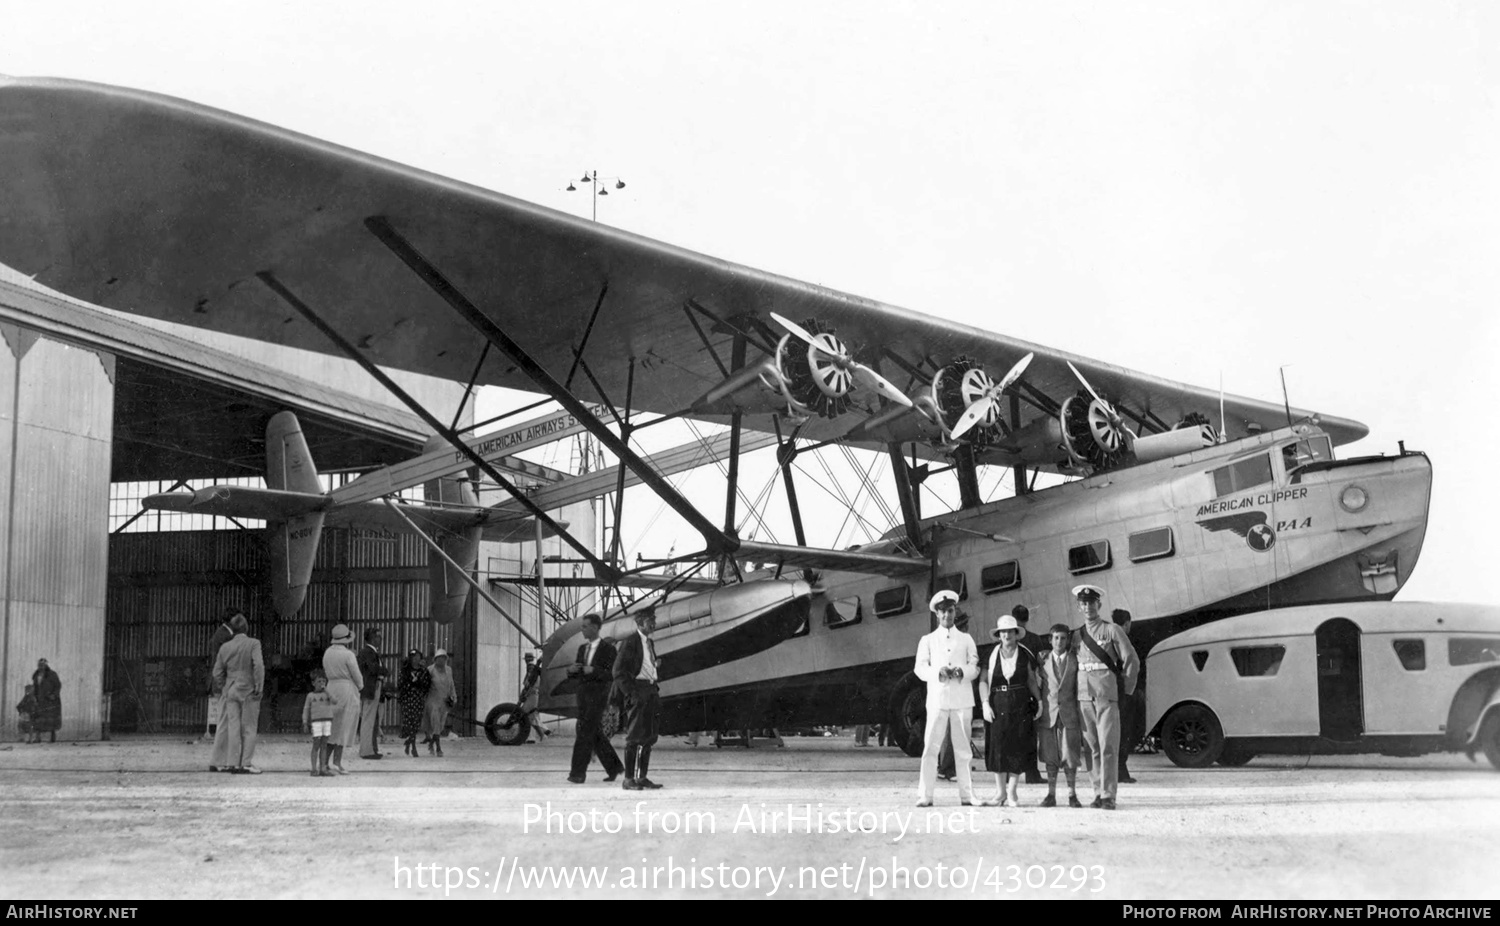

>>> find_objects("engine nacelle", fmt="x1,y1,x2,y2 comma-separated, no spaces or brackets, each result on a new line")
1060,391,1129,471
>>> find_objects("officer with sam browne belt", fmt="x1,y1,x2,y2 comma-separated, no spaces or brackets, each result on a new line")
1072,584,1139,810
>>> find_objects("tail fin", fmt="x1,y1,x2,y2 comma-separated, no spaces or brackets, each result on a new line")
424,436,481,626
266,412,325,618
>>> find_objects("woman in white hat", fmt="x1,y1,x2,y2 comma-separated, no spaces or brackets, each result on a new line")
979,615,1042,807
321,624,364,774
421,649,456,756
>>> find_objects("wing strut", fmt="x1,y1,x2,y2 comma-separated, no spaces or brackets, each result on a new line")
887,443,924,551
363,215,734,556
773,416,808,547
255,270,621,584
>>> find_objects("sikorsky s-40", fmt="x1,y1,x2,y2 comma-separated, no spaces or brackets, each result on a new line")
0,77,1431,752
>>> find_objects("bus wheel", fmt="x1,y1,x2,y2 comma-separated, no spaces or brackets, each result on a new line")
484,703,531,746
886,680,926,758
1480,714,1500,772
1216,743,1256,767
1161,704,1224,768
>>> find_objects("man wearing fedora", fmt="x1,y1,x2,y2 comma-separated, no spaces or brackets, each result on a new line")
210,613,264,774
914,589,979,807
1072,585,1139,810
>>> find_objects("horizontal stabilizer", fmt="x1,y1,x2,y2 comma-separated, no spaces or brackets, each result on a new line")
143,485,330,521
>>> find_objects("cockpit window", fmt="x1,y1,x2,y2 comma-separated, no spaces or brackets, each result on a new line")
1210,453,1273,497
1282,436,1334,478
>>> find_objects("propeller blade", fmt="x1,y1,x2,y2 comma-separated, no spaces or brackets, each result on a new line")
949,396,992,441
1066,360,1105,405
771,313,825,351
997,352,1034,394
852,364,915,408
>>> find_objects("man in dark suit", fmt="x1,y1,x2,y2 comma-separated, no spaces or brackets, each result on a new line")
611,609,662,791
357,628,388,759
1113,609,1146,783
568,613,624,784
1013,605,1048,784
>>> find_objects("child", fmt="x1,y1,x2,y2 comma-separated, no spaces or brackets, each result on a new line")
17,684,37,743
1037,624,1085,808
302,671,337,777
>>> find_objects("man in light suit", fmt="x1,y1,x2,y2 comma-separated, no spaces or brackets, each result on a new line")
611,609,662,791
210,613,265,774
914,590,979,807
568,613,624,784
1073,585,1139,810
1037,622,1084,807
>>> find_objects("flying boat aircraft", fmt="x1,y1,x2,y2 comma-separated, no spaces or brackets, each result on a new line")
0,77,1432,752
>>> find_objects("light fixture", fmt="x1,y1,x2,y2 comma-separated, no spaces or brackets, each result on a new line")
581,172,592,182
1340,484,1369,513
598,188,608,196
566,182,576,191
615,180,626,189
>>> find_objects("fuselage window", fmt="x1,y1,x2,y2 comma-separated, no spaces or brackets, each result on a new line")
932,572,968,602
1392,639,1426,671
1127,527,1174,562
1448,637,1500,667
873,586,912,618
1067,540,1111,575
980,561,1021,594
1229,645,1285,677
1210,453,1273,497
824,596,863,629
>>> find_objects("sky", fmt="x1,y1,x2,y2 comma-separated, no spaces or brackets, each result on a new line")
3,1,1496,602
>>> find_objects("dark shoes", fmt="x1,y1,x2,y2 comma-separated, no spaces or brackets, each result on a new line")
604,771,621,782
566,775,586,784
636,777,663,790
1118,773,1137,784
1068,795,1084,808
1100,798,1117,810
1090,796,1103,808
1040,794,1057,807
622,778,643,791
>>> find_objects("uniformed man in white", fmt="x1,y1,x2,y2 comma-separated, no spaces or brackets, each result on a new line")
1073,584,1139,810
914,589,980,807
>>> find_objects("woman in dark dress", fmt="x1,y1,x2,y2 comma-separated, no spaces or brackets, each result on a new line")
31,658,62,743
398,649,430,757
980,616,1041,807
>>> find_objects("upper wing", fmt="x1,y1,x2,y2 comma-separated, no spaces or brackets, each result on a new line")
0,77,1368,471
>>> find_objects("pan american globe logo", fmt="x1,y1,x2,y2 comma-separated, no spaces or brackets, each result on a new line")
1246,523,1276,552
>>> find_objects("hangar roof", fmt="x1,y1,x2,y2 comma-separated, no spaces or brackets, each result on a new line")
1,267,429,481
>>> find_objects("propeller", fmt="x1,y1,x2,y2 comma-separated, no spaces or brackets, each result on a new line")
770,313,913,409
1066,360,1136,451
949,352,1034,441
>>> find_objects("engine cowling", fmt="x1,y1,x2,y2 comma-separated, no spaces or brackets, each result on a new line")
1060,390,1129,471
930,358,1010,451
773,323,854,419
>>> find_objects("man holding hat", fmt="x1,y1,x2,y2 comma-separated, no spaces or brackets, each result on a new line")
1072,585,1139,810
914,589,980,807
612,608,663,791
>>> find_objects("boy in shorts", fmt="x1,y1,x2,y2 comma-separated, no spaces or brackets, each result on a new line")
302,671,336,777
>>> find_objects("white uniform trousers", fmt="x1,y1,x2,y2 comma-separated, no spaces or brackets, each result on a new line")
918,707,975,801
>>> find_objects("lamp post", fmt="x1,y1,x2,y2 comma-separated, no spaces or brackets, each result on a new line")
566,170,627,222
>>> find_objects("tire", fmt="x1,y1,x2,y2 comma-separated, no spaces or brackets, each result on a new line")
1216,743,1256,767
1160,704,1225,768
484,703,531,746
887,682,927,758
1480,714,1500,772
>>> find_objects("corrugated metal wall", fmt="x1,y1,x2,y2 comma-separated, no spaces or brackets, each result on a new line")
0,329,112,740
105,527,473,735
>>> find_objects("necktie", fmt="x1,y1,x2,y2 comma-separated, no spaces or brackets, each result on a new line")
647,636,658,670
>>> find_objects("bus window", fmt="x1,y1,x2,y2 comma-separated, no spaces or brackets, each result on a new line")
1230,645,1285,677
1392,639,1426,671
1448,638,1500,666
1210,453,1273,497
